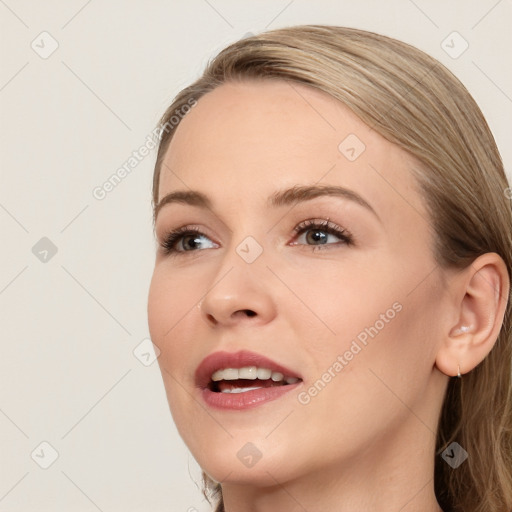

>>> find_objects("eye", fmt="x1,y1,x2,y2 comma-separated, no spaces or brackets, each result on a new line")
291,218,353,251
159,226,218,256
158,218,353,257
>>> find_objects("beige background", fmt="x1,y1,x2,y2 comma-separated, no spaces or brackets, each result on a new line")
1,1,511,511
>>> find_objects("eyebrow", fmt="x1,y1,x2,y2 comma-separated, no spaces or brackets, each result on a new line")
154,184,380,222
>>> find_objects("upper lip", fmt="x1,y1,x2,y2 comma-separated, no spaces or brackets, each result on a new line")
195,349,302,389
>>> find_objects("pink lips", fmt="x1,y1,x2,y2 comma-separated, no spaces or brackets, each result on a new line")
194,349,303,410
194,349,302,390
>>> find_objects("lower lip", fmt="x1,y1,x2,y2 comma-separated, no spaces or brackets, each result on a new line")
200,382,301,410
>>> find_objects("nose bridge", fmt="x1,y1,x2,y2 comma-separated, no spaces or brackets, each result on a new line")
199,227,274,324
218,211,268,270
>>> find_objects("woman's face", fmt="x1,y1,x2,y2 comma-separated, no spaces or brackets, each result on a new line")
147,79,451,487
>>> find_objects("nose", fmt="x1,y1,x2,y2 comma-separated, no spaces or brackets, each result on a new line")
199,252,277,328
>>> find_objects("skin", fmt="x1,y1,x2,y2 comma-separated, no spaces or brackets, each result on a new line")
147,79,509,512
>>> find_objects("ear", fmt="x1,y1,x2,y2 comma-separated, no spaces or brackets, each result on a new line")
435,252,510,377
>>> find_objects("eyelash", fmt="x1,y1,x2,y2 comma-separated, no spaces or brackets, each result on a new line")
159,218,354,256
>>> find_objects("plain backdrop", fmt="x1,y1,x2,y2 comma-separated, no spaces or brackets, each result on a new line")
1,1,511,511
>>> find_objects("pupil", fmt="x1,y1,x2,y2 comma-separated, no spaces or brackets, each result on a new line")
185,235,201,250
308,230,327,244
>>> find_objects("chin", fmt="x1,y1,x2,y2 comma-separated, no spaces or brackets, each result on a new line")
192,436,309,488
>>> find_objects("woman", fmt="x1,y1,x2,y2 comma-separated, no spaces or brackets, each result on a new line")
147,25,512,511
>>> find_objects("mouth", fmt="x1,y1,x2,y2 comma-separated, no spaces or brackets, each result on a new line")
196,350,303,394
208,369,301,394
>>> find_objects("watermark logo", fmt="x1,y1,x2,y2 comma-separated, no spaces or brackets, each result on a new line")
441,31,469,59
31,441,59,469
237,442,262,468
441,442,468,468
32,237,58,263
236,236,263,263
133,338,160,366
31,31,59,59
338,133,366,161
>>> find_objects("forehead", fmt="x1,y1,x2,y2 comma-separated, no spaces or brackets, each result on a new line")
158,79,426,222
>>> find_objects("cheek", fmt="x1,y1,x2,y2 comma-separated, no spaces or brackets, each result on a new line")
281,259,394,348
294,261,440,411
147,268,203,429
286,301,429,462
147,269,172,346
147,268,198,370
148,265,202,332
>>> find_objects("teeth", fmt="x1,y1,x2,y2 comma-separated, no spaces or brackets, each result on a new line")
212,369,227,381
238,366,258,379
222,368,239,380
211,366,299,383
221,386,263,394
257,368,271,380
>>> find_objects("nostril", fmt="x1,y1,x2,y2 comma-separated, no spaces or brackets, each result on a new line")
244,310,256,317
206,313,217,325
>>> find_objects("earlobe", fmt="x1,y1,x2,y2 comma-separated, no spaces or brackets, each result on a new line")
435,253,510,378
436,325,472,378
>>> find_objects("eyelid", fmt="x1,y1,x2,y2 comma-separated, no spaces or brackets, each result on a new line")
159,217,354,256
158,225,218,255
292,217,351,238
290,218,354,250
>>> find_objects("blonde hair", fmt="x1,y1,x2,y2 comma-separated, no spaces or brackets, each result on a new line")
152,25,512,512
